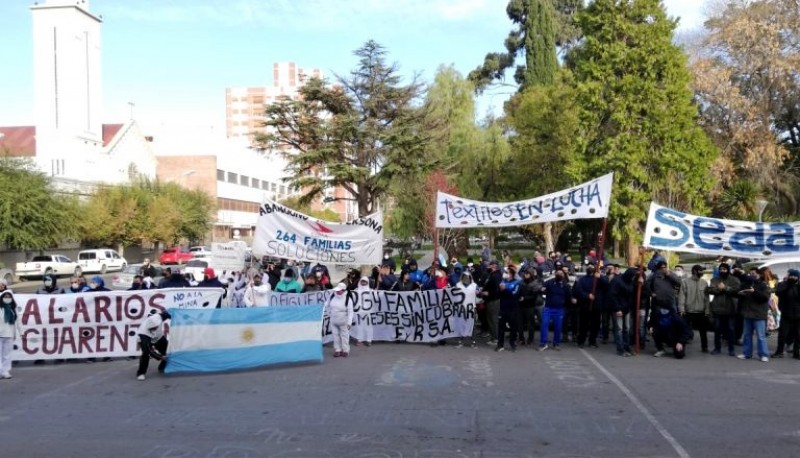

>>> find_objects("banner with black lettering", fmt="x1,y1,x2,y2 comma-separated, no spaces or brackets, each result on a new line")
12,288,224,361
270,287,477,343
435,173,613,228
644,202,799,258
253,199,383,265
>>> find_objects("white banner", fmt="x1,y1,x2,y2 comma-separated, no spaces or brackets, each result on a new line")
270,287,477,343
12,288,225,361
644,202,799,258
253,199,383,265
211,241,247,273
435,173,613,228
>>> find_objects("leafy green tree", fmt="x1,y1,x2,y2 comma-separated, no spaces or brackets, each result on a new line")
469,0,574,92
0,157,79,250
569,0,718,262
256,40,433,217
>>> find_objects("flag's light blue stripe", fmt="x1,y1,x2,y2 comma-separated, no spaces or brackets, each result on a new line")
168,305,323,326
164,340,322,374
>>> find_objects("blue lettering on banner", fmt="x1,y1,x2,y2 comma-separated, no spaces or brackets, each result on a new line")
693,217,725,250
650,207,689,247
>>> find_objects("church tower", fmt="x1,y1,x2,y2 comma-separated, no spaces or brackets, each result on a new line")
31,0,103,154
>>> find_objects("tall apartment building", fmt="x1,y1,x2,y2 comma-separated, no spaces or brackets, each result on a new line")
225,62,322,139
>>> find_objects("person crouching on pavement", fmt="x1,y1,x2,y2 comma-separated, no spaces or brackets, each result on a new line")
327,283,354,358
0,290,22,379
649,302,692,359
136,311,171,380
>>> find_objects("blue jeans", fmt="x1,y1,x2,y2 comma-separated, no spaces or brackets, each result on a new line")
742,318,769,358
614,312,631,354
714,314,736,353
540,307,564,347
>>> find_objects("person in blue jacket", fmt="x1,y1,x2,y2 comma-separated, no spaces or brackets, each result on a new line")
496,266,521,352
539,269,575,351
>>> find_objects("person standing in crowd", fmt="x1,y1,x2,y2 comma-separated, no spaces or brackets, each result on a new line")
479,260,502,346
37,275,65,294
518,268,543,347
448,262,464,287
647,261,682,313
434,266,449,289
600,265,618,344
326,283,354,357
708,262,741,356
66,276,90,293
453,272,477,348
539,268,574,351
573,263,608,349
140,258,157,279
650,298,693,359
128,275,145,290
135,311,171,381
397,271,416,292
774,269,800,359
355,276,373,347
244,273,271,306
610,267,637,357
381,251,396,272
302,273,323,293
647,250,667,274
406,260,427,290
736,267,771,362
377,264,399,291
496,266,521,352
344,269,361,291
264,262,281,290
0,290,21,379
87,276,110,292
559,262,579,343
198,268,227,307
275,268,303,293
679,265,711,353
157,267,173,288
227,272,247,307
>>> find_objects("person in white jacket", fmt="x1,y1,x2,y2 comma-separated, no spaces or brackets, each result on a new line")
136,311,171,381
0,290,22,379
355,276,373,347
244,273,271,307
327,283,354,357
454,272,478,348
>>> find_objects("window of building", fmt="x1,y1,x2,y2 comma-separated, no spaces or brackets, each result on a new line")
279,185,286,195
240,175,249,186
227,172,237,183
251,178,260,189
217,169,225,181
270,183,277,192
261,181,269,190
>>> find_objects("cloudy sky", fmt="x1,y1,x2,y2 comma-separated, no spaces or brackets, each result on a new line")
0,0,708,130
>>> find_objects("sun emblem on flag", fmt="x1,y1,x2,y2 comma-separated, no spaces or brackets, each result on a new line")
241,328,255,343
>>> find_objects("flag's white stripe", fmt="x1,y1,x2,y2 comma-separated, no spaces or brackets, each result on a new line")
169,321,321,352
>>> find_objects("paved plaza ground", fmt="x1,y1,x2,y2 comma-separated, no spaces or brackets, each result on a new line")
2,333,798,457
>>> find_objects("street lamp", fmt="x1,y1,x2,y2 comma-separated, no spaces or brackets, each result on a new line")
755,199,768,222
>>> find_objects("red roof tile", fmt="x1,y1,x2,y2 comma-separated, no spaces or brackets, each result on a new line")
0,126,36,156
102,123,123,147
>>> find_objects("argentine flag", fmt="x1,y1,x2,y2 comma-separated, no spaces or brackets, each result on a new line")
165,305,324,374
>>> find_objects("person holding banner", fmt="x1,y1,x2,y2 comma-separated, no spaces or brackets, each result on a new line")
539,269,575,351
0,290,21,379
327,283,354,357
136,311,171,381
354,276,374,346
708,263,741,356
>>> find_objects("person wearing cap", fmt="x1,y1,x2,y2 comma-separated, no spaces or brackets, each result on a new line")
774,269,800,359
275,268,303,293
735,267,772,362
135,311,171,381
36,275,65,294
679,265,711,352
326,283,354,357
198,268,227,308
244,273,271,307
0,290,22,379
708,262,741,356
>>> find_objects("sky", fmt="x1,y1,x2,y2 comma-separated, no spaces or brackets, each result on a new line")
0,0,709,132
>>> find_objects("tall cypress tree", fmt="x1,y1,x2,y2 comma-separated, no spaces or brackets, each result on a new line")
569,0,718,262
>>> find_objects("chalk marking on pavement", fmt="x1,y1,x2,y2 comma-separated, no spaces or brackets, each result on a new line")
580,349,691,458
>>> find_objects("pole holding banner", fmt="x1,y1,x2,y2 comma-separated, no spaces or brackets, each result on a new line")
634,246,645,355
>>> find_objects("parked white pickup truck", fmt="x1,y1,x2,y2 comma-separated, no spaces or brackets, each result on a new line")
15,255,82,281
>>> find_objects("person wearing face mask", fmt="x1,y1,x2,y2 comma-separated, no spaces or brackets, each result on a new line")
678,265,711,352
539,269,575,351
275,268,303,293
496,267,521,352
735,267,772,362
128,275,145,291
774,269,800,359
453,272,477,348
140,258,157,279
244,273,271,307
355,276,373,346
303,273,323,293
36,275,65,294
573,263,609,349
66,276,90,293
327,283,354,357
406,260,427,289
518,268,544,347
479,261,503,346
434,267,449,290
708,262,741,356
87,275,110,292
0,291,22,379
198,268,227,308
136,311,171,381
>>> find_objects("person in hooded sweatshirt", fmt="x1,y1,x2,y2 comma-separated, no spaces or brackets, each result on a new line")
128,275,145,290
708,262,741,356
36,275,65,294
66,275,90,293
518,267,544,346
244,273,271,306
610,267,637,357
0,290,22,379
448,262,464,287
275,268,303,293
539,269,575,351
88,276,110,292
496,266,521,352
197,268,227,308
326,283,355,357
136,311,171,380
354,276,373,346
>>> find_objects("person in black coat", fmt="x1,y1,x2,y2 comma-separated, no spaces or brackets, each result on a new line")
649,301,693,359
197,268,227,308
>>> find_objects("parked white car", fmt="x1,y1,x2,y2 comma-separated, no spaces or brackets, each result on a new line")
183,258,210,282
743,258,800,280
190,246,211,258
15,254,82,280
77,249,127,274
